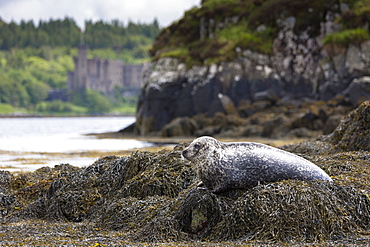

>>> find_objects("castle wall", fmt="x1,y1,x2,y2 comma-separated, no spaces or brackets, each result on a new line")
123,64,145,88
68,46,145,95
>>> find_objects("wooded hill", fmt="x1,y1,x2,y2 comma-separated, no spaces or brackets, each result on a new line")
0,17,160,50
0,18,161,115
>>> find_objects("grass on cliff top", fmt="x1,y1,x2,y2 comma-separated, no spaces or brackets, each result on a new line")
323,28,370,47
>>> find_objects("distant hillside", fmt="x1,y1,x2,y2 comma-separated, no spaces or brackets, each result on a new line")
0,17,160,51
0,18,161,115
150,0,370,66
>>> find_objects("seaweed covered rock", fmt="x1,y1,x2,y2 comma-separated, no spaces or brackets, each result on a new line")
326,100,370,152
176,189,222,238
284,100,370,154
208,181,370,242
0,171,17,219
2,134,370,245
13,146,194,222
137,179,370,242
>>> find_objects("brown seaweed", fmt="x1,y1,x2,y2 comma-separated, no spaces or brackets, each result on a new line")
1,102,370,245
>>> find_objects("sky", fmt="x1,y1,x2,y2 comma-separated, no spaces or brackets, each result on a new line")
0,0,201,29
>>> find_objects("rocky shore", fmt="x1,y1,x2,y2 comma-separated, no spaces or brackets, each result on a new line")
134,0,370,137
1,101,370,246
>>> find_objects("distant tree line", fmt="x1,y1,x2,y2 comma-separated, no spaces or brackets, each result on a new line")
0,17,160,115
0,17,160,50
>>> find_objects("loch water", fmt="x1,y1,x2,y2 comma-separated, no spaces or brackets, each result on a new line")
0,116,153,172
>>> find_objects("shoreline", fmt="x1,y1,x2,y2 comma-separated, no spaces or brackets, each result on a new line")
0,144,175,174
87,131,309,147
0,114,135,118
0,133,309,174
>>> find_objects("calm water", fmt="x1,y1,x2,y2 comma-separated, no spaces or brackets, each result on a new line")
0,116,153,172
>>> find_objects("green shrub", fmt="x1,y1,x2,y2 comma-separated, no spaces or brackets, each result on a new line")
36,100,87,114
159,47,189,59
217,22,274,55
85,89,113,114
0,103,15,114
323,28,370,47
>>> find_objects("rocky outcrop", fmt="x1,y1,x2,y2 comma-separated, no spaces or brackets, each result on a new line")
135,3,370,136
136,44,370,136
158,99,353,139
284,100,370,154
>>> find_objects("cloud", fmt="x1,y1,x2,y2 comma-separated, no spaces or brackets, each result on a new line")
0,0,200,28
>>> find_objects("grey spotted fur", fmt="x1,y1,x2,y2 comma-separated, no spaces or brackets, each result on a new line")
182,136,332,193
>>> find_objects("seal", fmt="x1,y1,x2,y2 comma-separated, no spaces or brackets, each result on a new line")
182,136,332,193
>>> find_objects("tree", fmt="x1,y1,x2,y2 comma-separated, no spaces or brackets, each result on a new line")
85,89,112,114
0,72,30,107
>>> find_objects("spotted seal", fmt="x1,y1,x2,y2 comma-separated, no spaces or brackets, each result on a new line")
182,136,332,193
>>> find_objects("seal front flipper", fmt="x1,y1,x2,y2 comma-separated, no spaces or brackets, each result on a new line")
210,184,230,194
196,181,207,190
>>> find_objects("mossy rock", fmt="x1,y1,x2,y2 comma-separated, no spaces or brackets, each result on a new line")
208,181,370,242
326,100,370,152
284,100,370,154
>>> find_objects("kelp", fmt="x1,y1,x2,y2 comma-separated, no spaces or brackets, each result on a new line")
1,102,370,245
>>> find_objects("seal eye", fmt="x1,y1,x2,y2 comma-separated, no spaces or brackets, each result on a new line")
194,144,201,149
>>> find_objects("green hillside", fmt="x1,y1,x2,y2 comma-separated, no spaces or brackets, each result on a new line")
0,18,160,115
150,0,370,66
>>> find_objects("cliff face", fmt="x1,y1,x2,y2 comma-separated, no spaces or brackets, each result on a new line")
135,0,370,135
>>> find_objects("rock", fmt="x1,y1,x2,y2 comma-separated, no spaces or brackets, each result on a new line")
284,100,370,154
238,124,264,137
194,125,222,137
134,1,370,136
136,38,369,136
326,100,370,152
323,114,344,135
119,122,135,133
291,110,324,130
175,189,221,237
261,114,290,138
238,100,272,118
287,127,322,138
346,45,365,73
253,89,280,103
161,117,199,137
342,76,370,106
135,59,225,135
217,93,238,115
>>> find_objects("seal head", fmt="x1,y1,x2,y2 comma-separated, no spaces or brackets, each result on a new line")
182,136,332,193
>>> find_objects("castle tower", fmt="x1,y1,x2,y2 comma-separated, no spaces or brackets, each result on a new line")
75,45,88,89
68,45,88,91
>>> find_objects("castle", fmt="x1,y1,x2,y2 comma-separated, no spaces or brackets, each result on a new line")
68,45,146,94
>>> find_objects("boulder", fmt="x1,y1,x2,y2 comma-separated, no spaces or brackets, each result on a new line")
342,76,370,106
284,100,370,154
161,117,199,137
217,93,238,115
326,100,370,152
323,114,344,135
